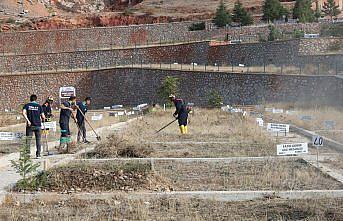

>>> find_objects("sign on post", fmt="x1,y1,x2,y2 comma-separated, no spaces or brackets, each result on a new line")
59,86,76,99
312,135,323,147
312,135,323,168
267,123,289,133
0,132,24,141
42,121,57,132
277,143,308,155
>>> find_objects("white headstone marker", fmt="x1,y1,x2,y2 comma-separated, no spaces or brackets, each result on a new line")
91,114,103,121
277,143,308,155
256,118,264,127
0,132,24,141
267,123,289,133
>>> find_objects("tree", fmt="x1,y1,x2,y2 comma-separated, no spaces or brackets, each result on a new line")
322,0,341,22
232,0,254,26
262,0,286,22
268,25,281,41
157,76,179,104
213,0,231,27
11,143,40,190
293,0,316,23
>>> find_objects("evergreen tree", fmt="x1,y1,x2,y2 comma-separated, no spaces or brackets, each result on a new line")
213,0,231,27
157,76,179,104
262,0,286,22
322,0,341,22
293,0,316,23
232,0,254,26
268,25,281,41
11,143,40,190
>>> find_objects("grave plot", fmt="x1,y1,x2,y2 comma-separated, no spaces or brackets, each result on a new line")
12,157,342,193
153,158,343,191
1,194,343,220
86,109,280,158
2,108,343,220
11,161,171,193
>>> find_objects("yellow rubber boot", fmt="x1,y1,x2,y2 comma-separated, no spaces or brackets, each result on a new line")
184,126,188,134
179,125,185,134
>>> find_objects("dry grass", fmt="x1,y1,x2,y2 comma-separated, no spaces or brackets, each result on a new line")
264,104,343,143
134,0,264,18
0,113,24,128
153,158,343,191
1,197,343,220
89,108,277,158
14,161,171,193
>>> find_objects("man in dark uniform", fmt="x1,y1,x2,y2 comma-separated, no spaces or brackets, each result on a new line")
22,94,46,158
169,94,189,134
59,96,77,149
76,97,91,144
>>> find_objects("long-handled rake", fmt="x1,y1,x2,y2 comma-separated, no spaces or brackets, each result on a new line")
155,118,178,134
75,105,101,141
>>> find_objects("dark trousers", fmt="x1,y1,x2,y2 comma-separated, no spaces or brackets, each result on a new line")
60,121,71,137
26,126,41,157
178,114,188,126
77,120,87,142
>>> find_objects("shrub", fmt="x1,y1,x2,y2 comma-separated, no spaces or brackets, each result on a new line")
208,90,223,107
293,29,305,38
188,22,206,31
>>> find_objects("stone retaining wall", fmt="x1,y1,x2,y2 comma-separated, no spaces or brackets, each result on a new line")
1,38,342,74
0,68,341,110
0,21,325,55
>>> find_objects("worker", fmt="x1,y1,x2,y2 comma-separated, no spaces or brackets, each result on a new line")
22,94,45,159
41,96,54,135
76,97,91,144
169,94,189,134
42,96,54,122
59,96,77,150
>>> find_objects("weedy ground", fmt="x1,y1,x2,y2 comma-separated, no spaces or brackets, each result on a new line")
88,108,277,158
264,104,343,143
1,197,343,221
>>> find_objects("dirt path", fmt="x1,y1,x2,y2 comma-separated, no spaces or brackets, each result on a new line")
8,190,343,203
